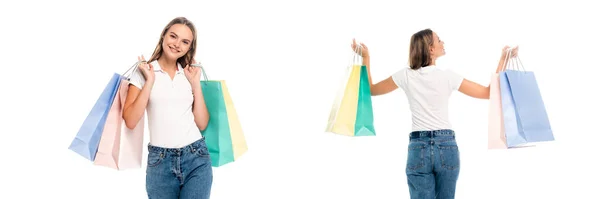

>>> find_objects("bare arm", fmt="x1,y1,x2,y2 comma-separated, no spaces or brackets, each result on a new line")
352,40,398,96
362,55,398,96
123,58,155,129
191,85,209,131
457,79,490,99
458,46,514,99
123,83,153,129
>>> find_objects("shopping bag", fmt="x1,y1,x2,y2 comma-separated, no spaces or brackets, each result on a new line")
499,59,528,147
504,58,554,143
68,73,122,161
93,62,145,170
327,65,361,136
488,73,508,149
198,65,248,167
325,62,354,135
355,65,376,136
499,54,554,147
489,52,512,149
325,47,376,137
222,81,248,162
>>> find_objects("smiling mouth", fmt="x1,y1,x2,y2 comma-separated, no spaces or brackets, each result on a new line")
169,46,181,53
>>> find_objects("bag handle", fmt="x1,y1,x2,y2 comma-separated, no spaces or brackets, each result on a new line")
501,47,527,72
121,60,143,80
191,62,210,82
513,53,527,72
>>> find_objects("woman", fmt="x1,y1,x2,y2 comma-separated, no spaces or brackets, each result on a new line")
351,29,517,199
123,17,212,199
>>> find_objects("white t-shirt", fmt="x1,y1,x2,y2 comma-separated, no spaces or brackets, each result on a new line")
391,65,464,131
129,60,202,148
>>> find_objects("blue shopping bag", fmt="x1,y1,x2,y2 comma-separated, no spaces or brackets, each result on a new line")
504,70,554,143
499,71,528,147
69,73,122,161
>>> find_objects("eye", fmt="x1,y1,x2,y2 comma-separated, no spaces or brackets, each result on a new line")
170,35,176,39
183,41,189,45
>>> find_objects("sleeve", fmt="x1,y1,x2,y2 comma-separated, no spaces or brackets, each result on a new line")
128,66,146,89
446,69,464,91
391,68,407,89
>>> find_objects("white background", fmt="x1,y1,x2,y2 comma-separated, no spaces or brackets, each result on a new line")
1,0,598,198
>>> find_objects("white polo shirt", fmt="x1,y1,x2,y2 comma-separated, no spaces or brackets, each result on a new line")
391,65,464,131
129,60,202,148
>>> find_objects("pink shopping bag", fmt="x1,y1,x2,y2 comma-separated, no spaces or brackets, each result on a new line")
93,78,145,170
488,73,508,149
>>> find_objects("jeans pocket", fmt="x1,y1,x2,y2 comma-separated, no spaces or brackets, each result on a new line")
147,151,164,167
406,142,426,171
438,141,460,170
194,145,211,158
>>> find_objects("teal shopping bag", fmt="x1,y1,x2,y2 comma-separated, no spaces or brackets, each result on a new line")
201,80,235,167
354,65,376,136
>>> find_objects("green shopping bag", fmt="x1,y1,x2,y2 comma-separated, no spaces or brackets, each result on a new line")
199,66,248,167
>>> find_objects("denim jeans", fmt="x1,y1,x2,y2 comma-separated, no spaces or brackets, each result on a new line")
146,137,213,199
406,129,460,199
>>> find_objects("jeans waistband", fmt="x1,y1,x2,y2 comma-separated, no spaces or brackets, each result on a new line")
410,129,455,139
148,137,206,154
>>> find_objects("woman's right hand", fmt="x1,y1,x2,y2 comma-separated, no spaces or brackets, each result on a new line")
138,55,155,82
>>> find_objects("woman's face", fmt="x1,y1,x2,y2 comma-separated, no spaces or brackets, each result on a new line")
161,24,193,61
431,32,445,59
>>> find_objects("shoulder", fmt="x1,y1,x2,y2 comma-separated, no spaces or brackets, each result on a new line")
391,66,410,87
440,67,459,75
440,68,464,90
391,66,410,77
442,68,463,79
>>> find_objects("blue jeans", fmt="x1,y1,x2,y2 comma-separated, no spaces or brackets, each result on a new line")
146,138,213,199
406,129,460,199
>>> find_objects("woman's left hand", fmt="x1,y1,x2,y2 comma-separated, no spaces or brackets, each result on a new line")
509,46,519,58
185,59,202,89
502,46,519,58
351,38,369,57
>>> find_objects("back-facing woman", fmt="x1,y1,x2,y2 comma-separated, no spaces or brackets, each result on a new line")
351,28,518,199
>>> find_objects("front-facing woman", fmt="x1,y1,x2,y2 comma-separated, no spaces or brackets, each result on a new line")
122,17,212,199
